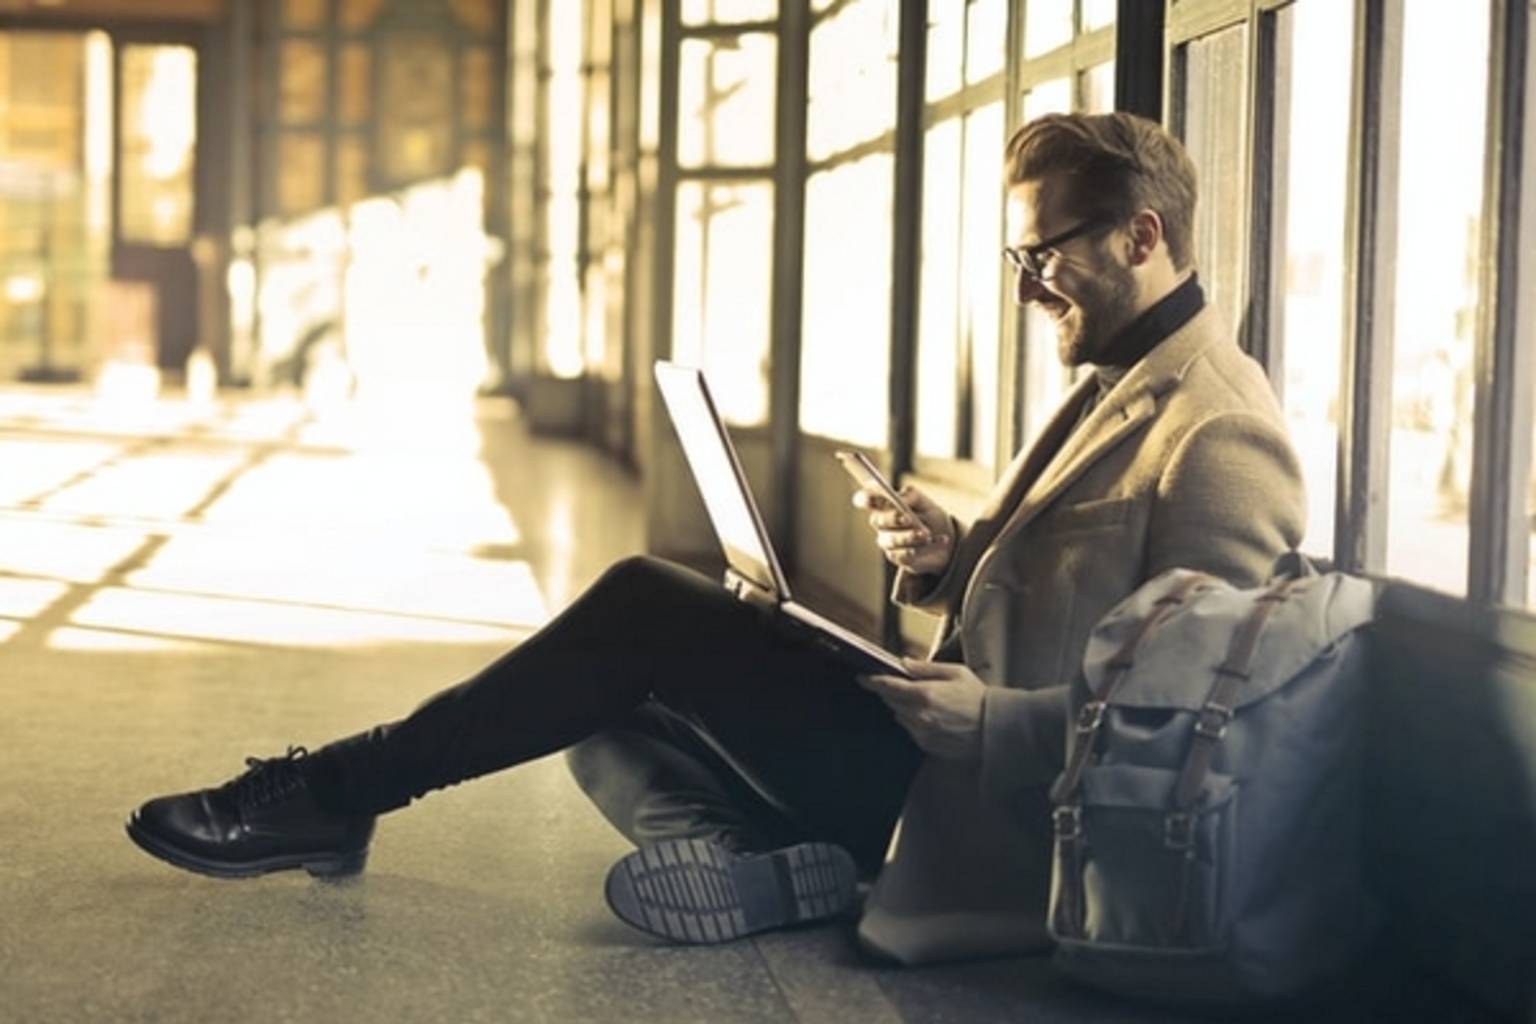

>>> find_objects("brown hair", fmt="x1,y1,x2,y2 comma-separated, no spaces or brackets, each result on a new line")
1004,112,1198,270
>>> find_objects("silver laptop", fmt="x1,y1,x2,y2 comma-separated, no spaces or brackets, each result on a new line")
653,360,911,678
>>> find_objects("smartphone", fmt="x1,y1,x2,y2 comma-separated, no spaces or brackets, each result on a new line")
834,449,930,540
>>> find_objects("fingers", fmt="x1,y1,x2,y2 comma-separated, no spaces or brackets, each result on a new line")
856,673,925,708
875,526,933,553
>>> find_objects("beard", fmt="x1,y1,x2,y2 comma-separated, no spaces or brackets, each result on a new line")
1054,261,1140,367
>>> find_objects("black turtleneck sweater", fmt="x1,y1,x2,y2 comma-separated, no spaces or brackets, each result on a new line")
1080,273,1206,421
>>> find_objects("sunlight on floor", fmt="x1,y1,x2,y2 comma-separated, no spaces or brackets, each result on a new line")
0,386,542,653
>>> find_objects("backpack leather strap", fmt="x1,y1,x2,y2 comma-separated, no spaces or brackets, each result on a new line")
1169,577,1308,815
1049,573,1211,939
1049,573,1213,806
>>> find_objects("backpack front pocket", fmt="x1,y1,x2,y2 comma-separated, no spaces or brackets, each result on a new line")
1050,762,1237,952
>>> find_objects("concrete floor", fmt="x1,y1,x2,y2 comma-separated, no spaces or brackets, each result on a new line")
0,386,1500,1023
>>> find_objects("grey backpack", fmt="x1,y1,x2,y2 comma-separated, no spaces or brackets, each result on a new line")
1047,560,1377,1002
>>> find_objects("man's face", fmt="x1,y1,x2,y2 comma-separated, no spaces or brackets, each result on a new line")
1005,176,1140,367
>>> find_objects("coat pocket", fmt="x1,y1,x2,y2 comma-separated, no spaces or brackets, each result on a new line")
1039,495,1135,535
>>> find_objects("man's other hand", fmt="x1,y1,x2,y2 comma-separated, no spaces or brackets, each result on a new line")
858,659,985,759
854,484,955,577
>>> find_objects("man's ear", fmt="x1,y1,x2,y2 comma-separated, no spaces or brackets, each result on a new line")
1125,209,1164,266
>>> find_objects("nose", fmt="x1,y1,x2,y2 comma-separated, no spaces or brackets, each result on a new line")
1012,268,1048,307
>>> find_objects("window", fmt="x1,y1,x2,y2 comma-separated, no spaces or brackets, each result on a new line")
681,0,775,25
671,22,777,424
673,181,775,423
543,0,586,377
1270,0,1353,560
914,0,1007,469
678,34,777,168
798,0,900,445
1383,0,1491,596
1177,23,1248,346
120,45,197,246
1014,3,1115,453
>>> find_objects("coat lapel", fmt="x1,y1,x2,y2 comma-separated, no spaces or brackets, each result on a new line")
992,307,1225,544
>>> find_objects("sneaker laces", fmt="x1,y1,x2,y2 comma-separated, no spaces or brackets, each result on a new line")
225,745,310,809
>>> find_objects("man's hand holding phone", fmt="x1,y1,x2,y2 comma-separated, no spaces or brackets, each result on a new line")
838,452,955,576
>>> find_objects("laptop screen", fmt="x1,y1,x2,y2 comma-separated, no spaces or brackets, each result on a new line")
653,362,785,597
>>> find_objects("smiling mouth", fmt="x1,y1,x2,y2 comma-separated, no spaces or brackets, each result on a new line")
1040,298,1074,322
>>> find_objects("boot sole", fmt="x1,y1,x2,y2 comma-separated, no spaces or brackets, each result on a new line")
604,838,857,944
125,816,368,880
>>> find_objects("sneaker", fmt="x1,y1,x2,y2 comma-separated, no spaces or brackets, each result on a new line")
604,837,858,944
125,747,374,879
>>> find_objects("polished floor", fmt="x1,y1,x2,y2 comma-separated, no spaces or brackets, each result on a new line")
0,385,1494,1023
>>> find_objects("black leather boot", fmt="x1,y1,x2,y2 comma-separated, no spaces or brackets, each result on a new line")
604,838,859,943
126,747,375,879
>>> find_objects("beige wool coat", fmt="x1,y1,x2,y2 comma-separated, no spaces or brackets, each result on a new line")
858,305,1306,964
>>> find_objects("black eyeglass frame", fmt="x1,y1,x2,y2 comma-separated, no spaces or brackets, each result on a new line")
1001,217,1114,281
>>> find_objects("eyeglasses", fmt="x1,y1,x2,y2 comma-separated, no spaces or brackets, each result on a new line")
1001,218,1112,282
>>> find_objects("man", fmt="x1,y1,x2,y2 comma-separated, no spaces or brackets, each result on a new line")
127,112,1302,956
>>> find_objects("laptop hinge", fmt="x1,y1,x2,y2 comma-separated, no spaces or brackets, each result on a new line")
723,568,777,611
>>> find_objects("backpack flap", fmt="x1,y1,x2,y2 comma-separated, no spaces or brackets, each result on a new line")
1078,570,1375,714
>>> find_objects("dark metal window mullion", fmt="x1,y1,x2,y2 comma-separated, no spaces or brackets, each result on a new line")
1243,6,1281,380
652,0,681,367
883,0,928,652
1001,0,1027,463
768,0,809,566
1334,0,1400,574
1467,0,1536,606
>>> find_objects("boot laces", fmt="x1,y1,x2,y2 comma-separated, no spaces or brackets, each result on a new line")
226,745,309,808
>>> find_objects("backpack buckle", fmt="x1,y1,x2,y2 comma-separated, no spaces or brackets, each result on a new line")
1194,701,1232,740
1164,811,1195,850
1053,805,1083,841
1076,701,1106,733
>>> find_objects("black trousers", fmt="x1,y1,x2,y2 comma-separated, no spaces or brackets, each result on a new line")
304,556,923,873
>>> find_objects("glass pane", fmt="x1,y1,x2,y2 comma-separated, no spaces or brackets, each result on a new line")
926,0,964,102
377,33,455,183
0,31,109,379
1081,0,1117,32
672,180,774,423
1385,0,1490,595
1022,75,1071,117
807,0,899,161
672,181,775,425
640,0,662,150
800,154,894,445
962,100,1005,469
544,0,585,377
339,0,386,32
461,47,494,132
276,131,325,215
916,119,962,459
1023,0,1073,58
1019,79,1074,446
279,40,327,124
965,0,1007,84
282,0,326,29
678,34,776,168
120,45,197,245
338,45,370,124
336,136,370,207
1275,0,1352,561
448,0,498,35
1080,59,1115,113
681,0,777,23
1180,24,1248,345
